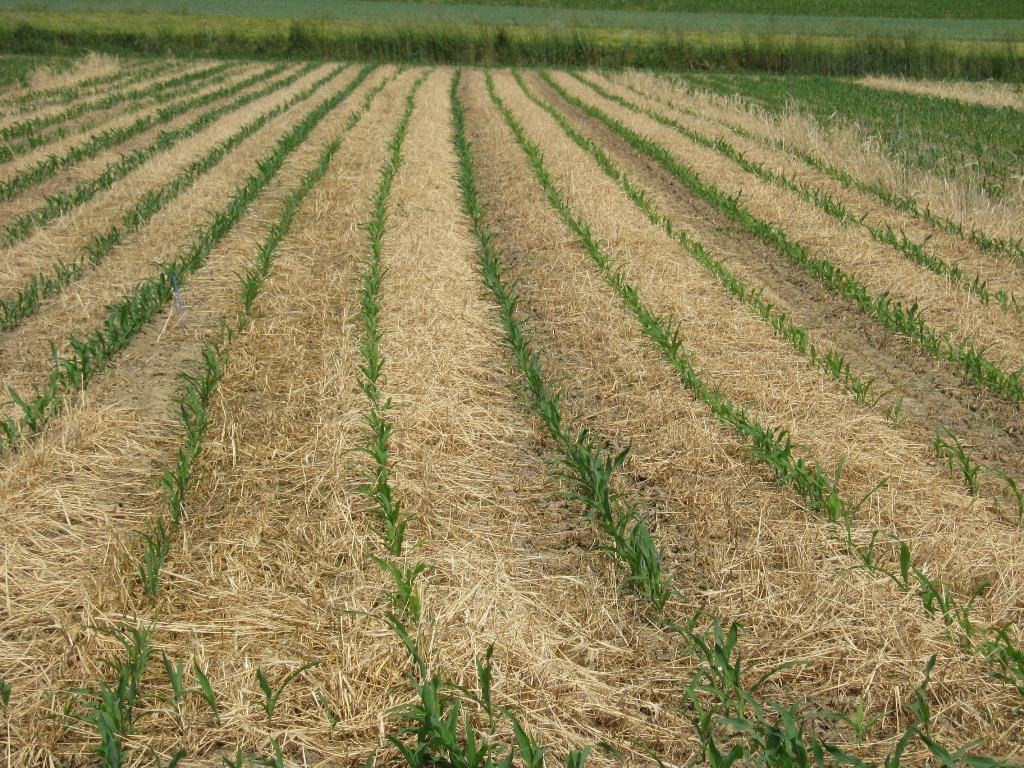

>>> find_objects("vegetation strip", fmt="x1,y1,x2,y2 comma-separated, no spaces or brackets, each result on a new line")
454,72,670,612
527,71,1024,524
490,71,1024,719
135,65,385,599
578,74,1021,315
474,70,1011,768
0,61,235,164
643,73,1024,267
0,64,351,332
0,62,289,205
551,72,1024,404
62,67,392,768
0,67,371,456
0,63,305,248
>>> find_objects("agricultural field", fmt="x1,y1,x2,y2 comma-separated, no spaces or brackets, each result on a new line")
2,52,1024,767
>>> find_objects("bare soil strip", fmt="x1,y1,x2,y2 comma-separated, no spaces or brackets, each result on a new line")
0,65,401,766
595,72,1024,308
628,70,1024,255
550,72,1024,382
0,65,355,416
0,64,343,300
0,63,285,222
467,69,1021,760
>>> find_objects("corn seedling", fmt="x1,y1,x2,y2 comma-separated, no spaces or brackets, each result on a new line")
933,425,983,495
580,74,1020,316
152,747,187,768
315,690,340,737
0,680,10,707
60,621,155,768
255,660,320,726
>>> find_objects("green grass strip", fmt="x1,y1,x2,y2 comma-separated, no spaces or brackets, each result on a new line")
0,60,236,164
523,71,899,425
552,72,1024,404
578,73,1022,316
136,64,388,599
0,64,355,332
454,71,671,612
494,71,1024,718
0,66,368,456
0,62,304,247
652,73,1024,267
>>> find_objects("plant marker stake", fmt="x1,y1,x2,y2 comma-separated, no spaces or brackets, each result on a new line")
171,273,186,332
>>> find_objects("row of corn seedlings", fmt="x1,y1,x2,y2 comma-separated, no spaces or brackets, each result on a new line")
136,64,385,598
457,73,672,612
0,61,235,157
657,73,1024,266
0,61,296,218
0,64,306,250
527,73,1024,521
465,71,1007,768
520,72,901,425
0,70,362,456
0,58,174,116
60,69,397,768
549,74,1024,405
488,71,1024,724
576,74,1021,316
352,72,600,768
0,64,359,333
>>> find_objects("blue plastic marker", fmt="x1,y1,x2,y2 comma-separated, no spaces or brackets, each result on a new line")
171,273,186,331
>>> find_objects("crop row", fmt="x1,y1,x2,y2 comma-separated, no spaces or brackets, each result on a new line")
674,72,1024,201
559,74,1024,404
621,73,1024,266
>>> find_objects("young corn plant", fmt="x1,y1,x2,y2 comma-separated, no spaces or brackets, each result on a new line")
454,71,671,612
60,622,156,768
255,661,321,726
575,74,1020,317
0,62,303,248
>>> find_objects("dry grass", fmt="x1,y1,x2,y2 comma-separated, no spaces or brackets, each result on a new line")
0,62,289,226
857,75,1024,111
27,51,121,92
0,63,403,767
614,69,1024,253
3,56,1024,766
0,64,353,410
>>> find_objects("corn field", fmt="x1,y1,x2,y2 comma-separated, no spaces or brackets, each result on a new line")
1,54,1023,767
